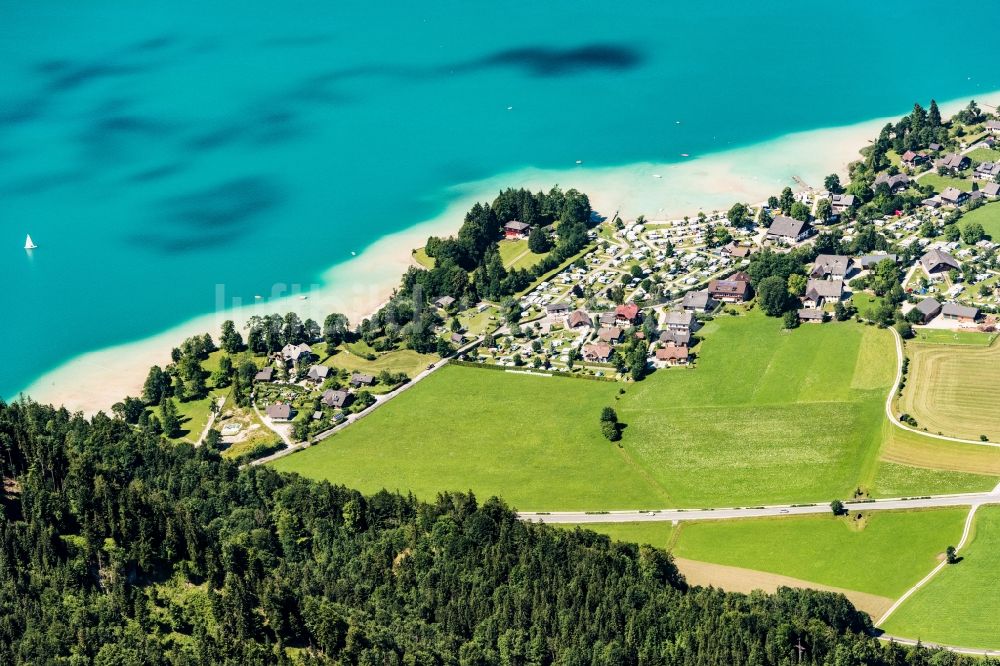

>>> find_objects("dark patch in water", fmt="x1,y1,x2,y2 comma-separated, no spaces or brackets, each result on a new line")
261,33,334,48
461,44,644,76
128,163,185,183
2,169,90,196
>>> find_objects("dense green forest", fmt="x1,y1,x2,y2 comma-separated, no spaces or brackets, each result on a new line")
0,399,990,665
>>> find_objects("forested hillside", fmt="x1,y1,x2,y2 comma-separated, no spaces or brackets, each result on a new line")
0,400,988,665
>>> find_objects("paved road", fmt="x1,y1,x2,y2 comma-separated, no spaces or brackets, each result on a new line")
519,489,1000,524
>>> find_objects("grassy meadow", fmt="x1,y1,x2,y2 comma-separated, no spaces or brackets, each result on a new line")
879,421,1000,477
958,200,1000,240
899,338,1000,440
883,506,1000,649
273,312,896,509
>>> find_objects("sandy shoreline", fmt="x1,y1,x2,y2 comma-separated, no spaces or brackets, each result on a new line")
17,93,999,414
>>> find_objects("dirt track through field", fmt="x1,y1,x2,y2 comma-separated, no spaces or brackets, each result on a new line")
673,557,894,619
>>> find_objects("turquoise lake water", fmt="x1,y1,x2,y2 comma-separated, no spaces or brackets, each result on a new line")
1,0,998,400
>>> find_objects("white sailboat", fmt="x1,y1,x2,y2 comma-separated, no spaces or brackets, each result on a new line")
24,234,37,250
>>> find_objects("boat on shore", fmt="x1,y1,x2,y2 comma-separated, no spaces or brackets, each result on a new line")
24,234,37,250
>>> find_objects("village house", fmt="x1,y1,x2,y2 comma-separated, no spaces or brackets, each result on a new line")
936,153,970,173
504,220,531,239
598,312,618,327
281,343,312,364
797,308,825,324
658,328,690,347
350,373,375,387
567,310,591,328
928,142,942,152
450,332,465,345
811,254,852,281
707,271,751,302
253,366,274,383
939,187,969,207
901,150,927,168
986,119,1000,135
766,216,812,243
266,403,293,421
872,173,911,193
321,389,352,409
721,241,752,258
614,303,641,326
913,298,942,324
582,342,613,363
654,343,689,366
662,310,695,334
858,253,900,270
803,279,843,308
941,302,979,324
546,302,571,316
984,182,1000,198
682,289,714,312
974,161,1000,181
830,194,856,214
434,296,456,309
306,365,330,384
598,326,624,344
920,248,960,274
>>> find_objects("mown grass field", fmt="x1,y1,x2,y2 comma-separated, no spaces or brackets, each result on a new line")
869,460,997,498
958,200,1000,240
315,342,438,379
899,339,1000,440
498,238,547,271
910,328,996,346
567,509,966,600
878,421,1000,476
919,173,974,193
273,312,896,509
883,506,1000,649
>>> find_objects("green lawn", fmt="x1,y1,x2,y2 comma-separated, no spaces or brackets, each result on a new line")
919,173,974,193
498,238,547,271
883,506,1000,649
869,461,997,498
909,329,997,346
958,201,1000,240
273,312,896,510
316,343,438,379
965,146,1000,163
850,293,882,315
556,522,676,550
670,509,966,598
411,247,435,269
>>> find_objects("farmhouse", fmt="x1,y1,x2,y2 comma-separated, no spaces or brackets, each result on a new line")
811,254,852,280
803,279,843,308
582,342,613,362
766,216,812,243
722,241,752,258
567,310,591,328
281,343,312,363
614,303,641,326
941,302,979,324
658,328,691,347
254,366,274,383
913,298,942,323
936,153,970,173
974,162,1000,181
707,272,751,302
920,248,960,274
797,308,825,323
350,373,375,387
597,326,624,344
901,150,927,167
266,403,293,421
872,173,910,193
939,187,969,206
504,220,530,239
655,343,689,366
662,310,695,334
830,194,856,214
986,119,1000,135
682,289,714,312
321,389,352,409
306,365,330,383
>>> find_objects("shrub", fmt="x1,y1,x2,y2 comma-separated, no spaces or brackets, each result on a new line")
601,420,621,442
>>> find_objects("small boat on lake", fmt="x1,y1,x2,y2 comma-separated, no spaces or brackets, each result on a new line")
24,234,37,249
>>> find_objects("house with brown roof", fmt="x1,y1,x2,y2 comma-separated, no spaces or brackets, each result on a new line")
266,403,294,421
658,329,690,347
873,173,911,193
654,343,689,366
614,303,641,326
567,310,591,328
986,119,1000,135
598,326,624,344
350,373,375,387
281,343,312,363
307,365,330,384
940,187,969,206
722,241,752,258
321,389,352,409
920,248,960,274
546,302,571,315
707,272,751,302
974,161,1000,181
984,182,1000,198
504,220,531,239
582,343,613,363
811,254,852,281
830,194,857,214
901,150,927,167
254,366,274,383
797,308,825,323
662,310,695,334
936,153,970,173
